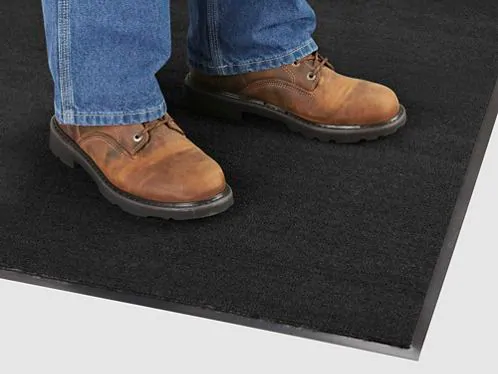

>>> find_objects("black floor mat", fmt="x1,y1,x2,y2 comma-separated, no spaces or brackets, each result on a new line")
1,0,497,355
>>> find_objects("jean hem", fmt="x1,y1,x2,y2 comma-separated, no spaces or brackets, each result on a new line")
188,38,319,76
55,100,167,125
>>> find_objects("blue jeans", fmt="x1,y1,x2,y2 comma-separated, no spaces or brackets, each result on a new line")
41,0,318,125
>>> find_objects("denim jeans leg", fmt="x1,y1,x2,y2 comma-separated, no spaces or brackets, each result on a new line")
187,0,319,76
41,0,171,125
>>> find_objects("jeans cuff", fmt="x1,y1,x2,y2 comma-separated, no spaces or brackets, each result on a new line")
188,38,319,76
54,100,167,126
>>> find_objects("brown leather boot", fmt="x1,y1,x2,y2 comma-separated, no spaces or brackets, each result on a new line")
49,114,233,220
184,52,406,143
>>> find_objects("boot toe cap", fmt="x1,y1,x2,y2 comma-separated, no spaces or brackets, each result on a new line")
334,80,401,126
130,149,227,204
355,81,400,125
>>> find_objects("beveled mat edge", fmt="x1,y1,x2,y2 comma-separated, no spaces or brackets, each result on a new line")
411,75,498,358
0,266,418,360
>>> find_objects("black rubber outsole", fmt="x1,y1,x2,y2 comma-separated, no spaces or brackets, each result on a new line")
49,117,234,220
184,74,407,143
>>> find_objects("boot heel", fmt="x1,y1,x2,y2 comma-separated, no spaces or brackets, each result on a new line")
49,125,76,168
183,84,244,121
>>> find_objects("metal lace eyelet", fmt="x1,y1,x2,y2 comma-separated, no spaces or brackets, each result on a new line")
133,134,143,143
307,72,317,81
292,61,300,67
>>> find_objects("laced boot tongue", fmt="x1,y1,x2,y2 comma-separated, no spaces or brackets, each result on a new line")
136,115,184,141
298,52,335,77
163,117,185,135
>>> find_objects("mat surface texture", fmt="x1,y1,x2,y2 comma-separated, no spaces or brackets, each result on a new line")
1,0,497,349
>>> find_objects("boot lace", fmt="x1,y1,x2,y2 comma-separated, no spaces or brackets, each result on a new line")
133,116,184,143
293,52,334,80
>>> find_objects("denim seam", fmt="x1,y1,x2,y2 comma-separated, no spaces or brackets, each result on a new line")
213,0,223,71
189,38,318,75
217,39,315,68
207,0,222,68
72,101,166,116
57,0,75,123
63,101,166,125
